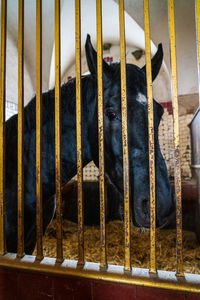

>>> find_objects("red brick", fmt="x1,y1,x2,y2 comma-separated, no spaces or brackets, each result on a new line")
53,276,92,300
187,294,200,300
93,282,136,300
18,271,53,300
0,268,18,300
136,287,185,300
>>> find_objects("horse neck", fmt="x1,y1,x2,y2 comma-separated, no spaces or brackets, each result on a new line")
58,77,97,183
21,77,97,201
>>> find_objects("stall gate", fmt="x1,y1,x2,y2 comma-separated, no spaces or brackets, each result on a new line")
0,0,200,299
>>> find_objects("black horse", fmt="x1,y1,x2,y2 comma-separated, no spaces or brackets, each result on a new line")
5,35,174,254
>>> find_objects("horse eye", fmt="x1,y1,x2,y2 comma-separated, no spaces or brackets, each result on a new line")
106,111,117,121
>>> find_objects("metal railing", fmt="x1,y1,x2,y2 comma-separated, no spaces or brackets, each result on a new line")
0,0,200,294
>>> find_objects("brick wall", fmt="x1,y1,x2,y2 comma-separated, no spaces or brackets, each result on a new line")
159,107,193,179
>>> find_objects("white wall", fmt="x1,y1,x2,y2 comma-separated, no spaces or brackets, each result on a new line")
49,0,160,88
1,0,198,107
5,31,33,104
118,0,198,96
1,0,55,105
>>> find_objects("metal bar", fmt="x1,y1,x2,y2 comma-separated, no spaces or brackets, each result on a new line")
195,0,200,106
168,0,183,276
17,0,24,258
97,0,107,269
0,0,7,255
75,0,84,266
55,0,63,263
119,0,131,272
191,164,200,169
143,0,156,274
36,0,43,260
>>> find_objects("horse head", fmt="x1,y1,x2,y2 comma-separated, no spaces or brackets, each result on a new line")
85,34,175,228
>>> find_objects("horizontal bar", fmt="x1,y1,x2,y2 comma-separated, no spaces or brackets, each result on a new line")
0,0,7,255
0,254,200,294
143,0,156,274
119,0,131,272
55,0,63,263
96,0,107,269
75,0,84,265
168,0,183,276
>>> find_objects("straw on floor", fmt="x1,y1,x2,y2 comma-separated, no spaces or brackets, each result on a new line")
33,219,200,274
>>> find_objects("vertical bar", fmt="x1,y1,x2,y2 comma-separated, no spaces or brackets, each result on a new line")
55,0,63,263
97,0,107,268
143,0,156,274
17,0,24,258
0,0,7,255
168,0,183,276
75,0,84,265
195,0,200,106
36,0,43,260
119,0,131,272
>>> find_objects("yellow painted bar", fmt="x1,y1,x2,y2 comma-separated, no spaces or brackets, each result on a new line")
36,0,43,260
55,0,63,263
97,0,107,269
75,0,84,265
195,0,200,106
168,0,183,276
119,0,131,272
143,0,156,274
17,0,24,258
0,0,7,255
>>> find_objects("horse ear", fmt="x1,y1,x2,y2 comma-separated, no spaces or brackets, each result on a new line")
85,34,112,80
141,43,163,81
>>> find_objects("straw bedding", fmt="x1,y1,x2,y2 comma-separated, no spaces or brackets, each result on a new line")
34,219,200,274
